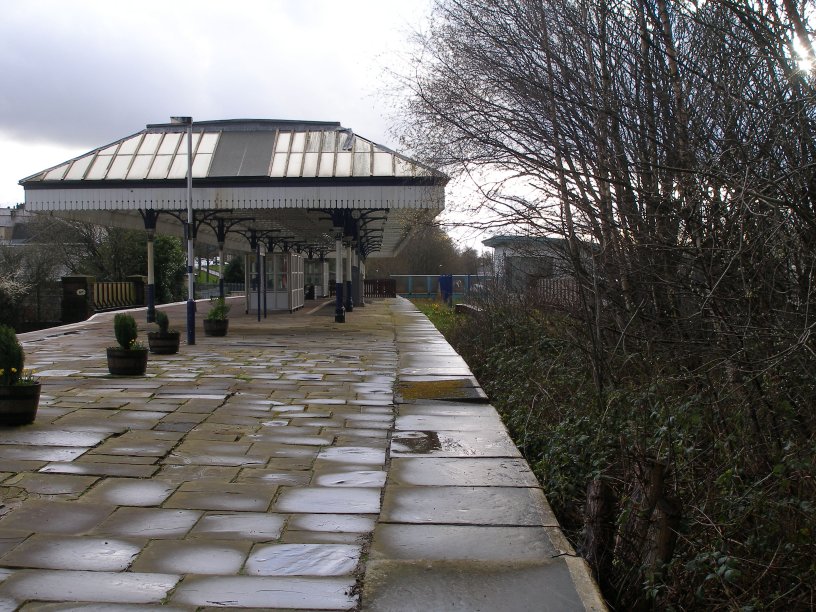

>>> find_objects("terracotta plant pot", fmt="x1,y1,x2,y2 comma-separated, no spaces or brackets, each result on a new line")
203,319,229,337
0,382,41,426
147,331,180,355
106,347,148,376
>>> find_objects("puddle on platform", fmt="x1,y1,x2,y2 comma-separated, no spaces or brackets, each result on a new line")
391,431,442,454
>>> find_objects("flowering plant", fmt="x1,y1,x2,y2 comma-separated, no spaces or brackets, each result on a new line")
112,313,144,350
0,324,38,386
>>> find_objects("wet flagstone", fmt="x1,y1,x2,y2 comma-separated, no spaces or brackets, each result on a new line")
155,464,240,484
0,569,179,605
0,446,89,463
163,480,277,512
80,478,177,506
236,468,312,486
245,543,361,576
18,604,193,611
316,446,386,466
313,470,387,488
4,473,97,496
380,486,558,526
388,457,540,487
289,513,378,534
0,535,143,571
390,429,522,458
1,299,602,611
0,501,115,535
169,575,356,609
370,524,558,560
274,487,381,514
362,559,584,612
0,430,108,448
131,539,250,574
39,461,159,478
91,507,202,538
189,512,286,540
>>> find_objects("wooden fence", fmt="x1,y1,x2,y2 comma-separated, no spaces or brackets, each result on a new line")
364,279,397,298
93,282,138,310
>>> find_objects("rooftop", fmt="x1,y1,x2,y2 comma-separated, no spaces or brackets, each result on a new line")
20,119,448,258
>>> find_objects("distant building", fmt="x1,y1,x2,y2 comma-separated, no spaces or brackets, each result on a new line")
482,235,574,292
0,206,33,245
481,234,591,309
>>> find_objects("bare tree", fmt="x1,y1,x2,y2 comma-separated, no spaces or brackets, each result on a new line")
398,1,816,608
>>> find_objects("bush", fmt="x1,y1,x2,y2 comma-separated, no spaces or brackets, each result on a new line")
113,313,139,350
0,324,24,385
419,292,816,610
154,310,169,334
205,297,230,321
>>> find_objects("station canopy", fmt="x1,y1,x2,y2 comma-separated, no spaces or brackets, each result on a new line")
20,118,448,258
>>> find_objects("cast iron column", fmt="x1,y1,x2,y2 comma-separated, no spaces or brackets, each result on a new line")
335,234,345,323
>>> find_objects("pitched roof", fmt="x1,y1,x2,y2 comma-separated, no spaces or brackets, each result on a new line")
19,119,447,258
21,119,445,185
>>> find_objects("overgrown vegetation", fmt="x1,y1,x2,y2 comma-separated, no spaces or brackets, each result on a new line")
0,216,187,328
401,1,816,608
415,293,815,610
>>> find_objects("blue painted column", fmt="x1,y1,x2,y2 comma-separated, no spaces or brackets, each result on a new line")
146,231,156,323
335,235,345,323
216,219,227,300
345,244,353,312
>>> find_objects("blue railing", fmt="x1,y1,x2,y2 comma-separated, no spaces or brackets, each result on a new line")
389,275,490,299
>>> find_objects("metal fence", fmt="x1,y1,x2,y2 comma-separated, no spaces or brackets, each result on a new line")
532,276,581,310
194,282,245,299
390,274,490,299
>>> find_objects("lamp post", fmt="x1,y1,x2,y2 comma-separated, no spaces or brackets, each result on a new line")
172,116,195,345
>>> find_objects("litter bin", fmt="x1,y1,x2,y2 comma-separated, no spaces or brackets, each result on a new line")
305,284,315,300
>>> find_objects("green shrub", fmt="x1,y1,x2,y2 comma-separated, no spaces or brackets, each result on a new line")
0,324,24,385
113,313,139,350
205,297,230,321
417,293,816,610
154,310,169,334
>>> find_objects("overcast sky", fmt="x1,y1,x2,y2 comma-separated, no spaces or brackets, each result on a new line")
0,0,432,205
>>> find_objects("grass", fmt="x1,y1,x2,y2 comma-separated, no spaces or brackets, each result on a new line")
409,298,458,336
196,271,220,284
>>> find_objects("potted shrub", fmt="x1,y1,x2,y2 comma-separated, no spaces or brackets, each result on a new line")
147,310,180,354
106,313,148,375
203,296,230,337
0,324,40,426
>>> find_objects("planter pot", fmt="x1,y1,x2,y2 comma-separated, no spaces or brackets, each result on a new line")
147,331,180,355
203,319,229,337
106,347,148,376
0,382,41,426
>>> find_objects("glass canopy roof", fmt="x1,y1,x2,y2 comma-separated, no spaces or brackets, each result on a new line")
25,119,439,184
20,119,447,258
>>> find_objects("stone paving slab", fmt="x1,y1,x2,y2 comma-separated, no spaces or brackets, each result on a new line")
361,298,606,612
0,298,604,610
362,559,584,612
